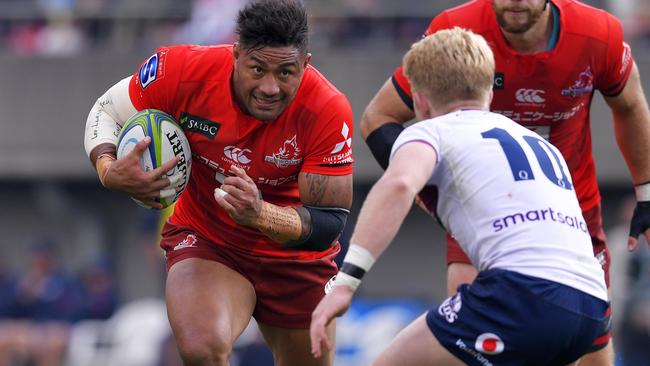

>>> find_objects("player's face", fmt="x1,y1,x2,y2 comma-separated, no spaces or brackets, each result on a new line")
493,0,547,34
232,44,310,121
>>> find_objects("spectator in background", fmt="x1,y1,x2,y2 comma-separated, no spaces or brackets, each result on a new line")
605,197,650,365
0,238,83,366
173,0,248,45
77,256,119,320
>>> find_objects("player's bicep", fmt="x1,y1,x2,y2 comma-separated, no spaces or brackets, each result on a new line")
604,62,643,113
84,76,138,159
388,142,437,193
298,172,352,209
361,78,415,138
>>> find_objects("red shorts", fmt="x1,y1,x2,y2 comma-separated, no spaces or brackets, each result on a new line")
160,221,339,329
445,203,612,351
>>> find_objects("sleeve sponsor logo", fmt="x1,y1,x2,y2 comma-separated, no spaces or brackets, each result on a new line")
138,51,167,89
330,122,352,154
179,112,221,140
322,121,353,165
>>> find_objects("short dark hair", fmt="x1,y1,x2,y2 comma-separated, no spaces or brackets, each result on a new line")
236,0,309,52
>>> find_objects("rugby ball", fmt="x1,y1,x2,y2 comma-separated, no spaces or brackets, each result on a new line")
116,109,192,209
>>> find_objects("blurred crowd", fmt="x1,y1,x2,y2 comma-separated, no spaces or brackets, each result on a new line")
1,0,649,365
2,0,647,57
0,238,119,366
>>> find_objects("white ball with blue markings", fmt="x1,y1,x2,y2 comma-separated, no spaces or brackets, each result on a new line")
117,109,192,209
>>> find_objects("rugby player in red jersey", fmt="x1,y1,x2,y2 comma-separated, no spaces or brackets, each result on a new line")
83,1,353,365
360,0,650,364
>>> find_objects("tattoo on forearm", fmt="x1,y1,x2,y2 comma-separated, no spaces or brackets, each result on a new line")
256,202,303,243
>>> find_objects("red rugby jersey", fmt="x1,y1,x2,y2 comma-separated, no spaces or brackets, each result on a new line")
393,0,633,213
129,45,354,259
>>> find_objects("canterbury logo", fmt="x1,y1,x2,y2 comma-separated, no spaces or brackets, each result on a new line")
515,88,545,104
224,146,252,164
331,122,352,154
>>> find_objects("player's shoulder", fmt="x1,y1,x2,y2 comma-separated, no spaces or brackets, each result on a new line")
432,0,495,33
556,0,621,42
293,65,350,113
160,44,234,81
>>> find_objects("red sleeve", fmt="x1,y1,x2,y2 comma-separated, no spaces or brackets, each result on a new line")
128,46,186,112
301,95,354,176
391,13,452,109
595,13,634,97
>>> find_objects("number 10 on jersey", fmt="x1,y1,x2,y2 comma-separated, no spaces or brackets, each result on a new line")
482,128,572,190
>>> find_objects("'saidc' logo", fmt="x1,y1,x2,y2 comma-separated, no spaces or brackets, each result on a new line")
180,112,221,140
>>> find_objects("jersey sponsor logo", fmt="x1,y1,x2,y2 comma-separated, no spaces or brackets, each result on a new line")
173,234,197,251
264,134,302,168
180,112,221,140
561,66,594,98
475,333,505,355
494,102,586,125
492,206,588,234
515,88,546,104
438,293,462,323
493,72,505,90
138,51,166,89
455,339,494,366
223,146,252,165
330,121,352,154
256,175,297,187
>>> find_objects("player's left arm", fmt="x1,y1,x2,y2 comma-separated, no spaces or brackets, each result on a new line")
214,166,352,247
604,62,650,249
310,141,437,357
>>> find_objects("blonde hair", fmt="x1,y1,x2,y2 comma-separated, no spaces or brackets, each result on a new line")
403,27,495,109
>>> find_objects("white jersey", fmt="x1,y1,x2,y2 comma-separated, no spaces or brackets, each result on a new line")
391,109,607,301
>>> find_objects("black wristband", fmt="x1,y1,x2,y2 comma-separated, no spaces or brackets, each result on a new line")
365,122,405,170
340,262,367,280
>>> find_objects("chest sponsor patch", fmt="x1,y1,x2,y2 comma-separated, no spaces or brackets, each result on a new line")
561,66,594,98
179,112,221,140
265,135,302,168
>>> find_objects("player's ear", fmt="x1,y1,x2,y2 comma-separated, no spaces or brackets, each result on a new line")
233,42,240,60
302,52,312,68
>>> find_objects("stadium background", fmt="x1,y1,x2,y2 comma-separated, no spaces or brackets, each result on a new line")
0,0,648,365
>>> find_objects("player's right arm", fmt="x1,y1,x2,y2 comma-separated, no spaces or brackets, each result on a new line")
361,14,449,169
360,78,415,169
83,77,178,209
310,140,437,357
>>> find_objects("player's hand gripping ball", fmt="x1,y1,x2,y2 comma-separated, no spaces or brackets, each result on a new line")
116,109,192,209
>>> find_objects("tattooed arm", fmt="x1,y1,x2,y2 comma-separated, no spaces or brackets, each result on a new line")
254,172,353,245
214,165,352,246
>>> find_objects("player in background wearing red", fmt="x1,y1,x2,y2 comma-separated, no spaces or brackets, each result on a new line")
360,0,650,364
83,1,353,365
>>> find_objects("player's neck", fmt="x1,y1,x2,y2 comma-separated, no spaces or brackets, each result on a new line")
501,6,553,55
430,101,488,118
